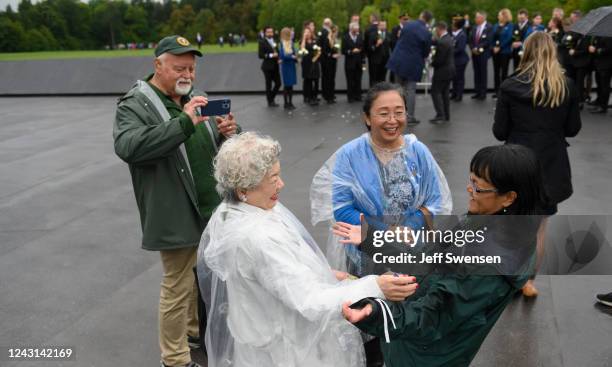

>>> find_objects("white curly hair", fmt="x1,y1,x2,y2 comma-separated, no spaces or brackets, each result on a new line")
214,132,281,201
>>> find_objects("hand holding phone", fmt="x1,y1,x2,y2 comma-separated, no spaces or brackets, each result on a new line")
199,98,231,117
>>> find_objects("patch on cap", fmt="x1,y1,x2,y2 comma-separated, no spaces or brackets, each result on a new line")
177,37,190,46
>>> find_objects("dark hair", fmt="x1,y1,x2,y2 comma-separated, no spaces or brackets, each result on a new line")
263,25,273,32
453,18,465,30
435,21,448,30
470,145,547,215
420,10,433,23
571,10,582,17
533,12,542,18
551,17,563,31
518,8,529,16
362,82,407,131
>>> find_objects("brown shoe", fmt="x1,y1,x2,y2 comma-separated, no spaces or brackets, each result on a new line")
522,280,538,297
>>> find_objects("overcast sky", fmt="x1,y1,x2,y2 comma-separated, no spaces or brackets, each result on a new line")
2,0,87,11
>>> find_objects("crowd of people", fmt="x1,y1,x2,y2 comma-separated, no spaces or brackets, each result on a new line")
111,6,611,366
258,8,612,121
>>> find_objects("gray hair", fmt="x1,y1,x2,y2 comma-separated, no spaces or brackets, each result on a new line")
349,22,359,31
214,132,281,201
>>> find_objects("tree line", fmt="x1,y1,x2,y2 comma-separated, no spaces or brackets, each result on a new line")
0,0,608,53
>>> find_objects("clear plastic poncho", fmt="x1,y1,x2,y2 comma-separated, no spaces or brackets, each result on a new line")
197,200,384,367
310,133,452,274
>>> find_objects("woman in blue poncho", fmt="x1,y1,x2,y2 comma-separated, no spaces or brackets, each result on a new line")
311,82,452,275
310,81,452,367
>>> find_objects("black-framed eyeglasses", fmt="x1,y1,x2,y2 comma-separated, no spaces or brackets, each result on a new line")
468,175,498,194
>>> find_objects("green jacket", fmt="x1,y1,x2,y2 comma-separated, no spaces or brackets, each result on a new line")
113,77,230,251
355,273,528,367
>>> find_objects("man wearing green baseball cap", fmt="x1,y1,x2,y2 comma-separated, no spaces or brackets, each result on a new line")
114,35,240,367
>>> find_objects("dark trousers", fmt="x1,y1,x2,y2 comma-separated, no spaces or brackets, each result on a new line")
345,67,363,101
303,78,319,102
368,56,377,87
263,68,281,104
452,62,467,98
431,78,451,120
565,63,577,81
512,51,521,71
595,68,611,110
472,55,488,96
370,62,387,85
321,59,337,101
575,67,591,103
493,53,511,93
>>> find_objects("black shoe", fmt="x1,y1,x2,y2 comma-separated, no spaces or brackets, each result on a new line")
187,335,200,349
589,107,607,114
268,102,279,107
587,99,599,106
407,118,420,125
452,96,463,102
309,100,319,106
596,292,612,307
429,117,448,125
288,103,296,110
476,95,486,100
492,94,498,99
326,99,336,104
471,94,480,99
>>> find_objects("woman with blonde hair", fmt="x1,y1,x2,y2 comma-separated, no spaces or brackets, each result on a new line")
492,8,514,96
493,31,582,297
279,27,297,110
300,27,321,105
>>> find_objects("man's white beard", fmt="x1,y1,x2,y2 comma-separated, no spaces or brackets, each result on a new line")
174,79,192,95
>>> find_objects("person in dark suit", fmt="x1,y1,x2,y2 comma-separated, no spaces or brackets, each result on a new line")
451,18,469,101
386,10,433,124
389,13,410,83
364,13,380,88
588,37,612,114
492,9,514,97
568,33,593,107
342,22,364,102
319,18,337,104
258,26,281,107
469,10,493,100
511,9,530,71
367,20,391,84
493,32,581,297
429,22,455,124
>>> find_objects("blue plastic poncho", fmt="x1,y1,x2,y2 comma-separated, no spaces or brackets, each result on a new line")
311,133,452,273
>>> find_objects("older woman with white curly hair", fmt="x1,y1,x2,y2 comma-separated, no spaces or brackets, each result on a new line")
196,132,418,367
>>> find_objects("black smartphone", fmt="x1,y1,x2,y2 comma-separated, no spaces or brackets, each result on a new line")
199,99,231,116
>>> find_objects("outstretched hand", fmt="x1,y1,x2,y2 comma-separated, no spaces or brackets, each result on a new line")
332,213,368,245
342,301,372,324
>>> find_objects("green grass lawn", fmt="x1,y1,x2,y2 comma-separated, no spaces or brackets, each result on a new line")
0,42,258,61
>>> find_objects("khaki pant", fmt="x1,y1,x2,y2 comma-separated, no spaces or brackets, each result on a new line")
159,247,199,366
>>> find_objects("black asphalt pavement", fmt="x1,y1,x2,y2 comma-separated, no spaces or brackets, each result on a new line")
0,93,611,366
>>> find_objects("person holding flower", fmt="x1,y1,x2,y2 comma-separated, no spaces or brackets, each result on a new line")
300,27,321,106
492,9,514,97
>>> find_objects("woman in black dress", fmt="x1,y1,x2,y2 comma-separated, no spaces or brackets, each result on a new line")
300,27,321,106
493,31,582,297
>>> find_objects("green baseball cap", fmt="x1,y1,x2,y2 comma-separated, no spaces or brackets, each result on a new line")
154,35,203,57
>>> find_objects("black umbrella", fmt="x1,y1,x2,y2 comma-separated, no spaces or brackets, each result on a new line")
570,6,612,37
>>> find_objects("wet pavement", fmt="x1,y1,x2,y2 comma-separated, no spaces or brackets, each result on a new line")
0,94,611,366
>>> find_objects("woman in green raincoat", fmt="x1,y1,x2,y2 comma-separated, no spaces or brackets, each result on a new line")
336,144,547,367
